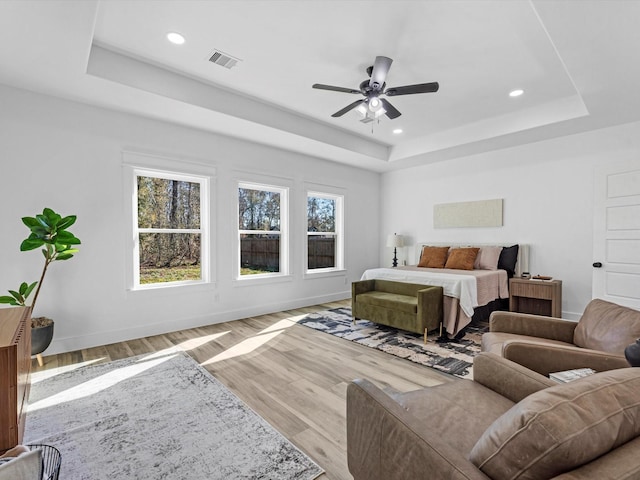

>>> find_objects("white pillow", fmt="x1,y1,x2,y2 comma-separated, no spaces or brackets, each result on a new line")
474,246,503,270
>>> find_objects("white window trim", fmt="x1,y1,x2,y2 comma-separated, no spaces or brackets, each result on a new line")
123,151,214,292
236,181,289,282
305,190,345,276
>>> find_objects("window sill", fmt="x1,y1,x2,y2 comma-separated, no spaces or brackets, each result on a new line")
232,273,293,287
127,281,215,297
303,269,347,280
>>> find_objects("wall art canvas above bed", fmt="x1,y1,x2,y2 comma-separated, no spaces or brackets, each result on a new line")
434,199,503,228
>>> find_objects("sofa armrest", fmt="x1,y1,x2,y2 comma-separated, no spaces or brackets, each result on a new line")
502,341,631,376
489,311,577,343
347,379,491,480
472,352,556,403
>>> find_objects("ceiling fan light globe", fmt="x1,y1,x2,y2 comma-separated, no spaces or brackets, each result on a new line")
369,97,381,109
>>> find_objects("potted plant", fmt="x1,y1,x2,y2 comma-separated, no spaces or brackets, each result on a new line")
0,208,80,361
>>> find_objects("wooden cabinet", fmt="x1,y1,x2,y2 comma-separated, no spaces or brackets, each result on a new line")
0,307,31,452
509,278,562,318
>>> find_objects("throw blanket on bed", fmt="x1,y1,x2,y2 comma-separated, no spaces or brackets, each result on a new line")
360,267,509,318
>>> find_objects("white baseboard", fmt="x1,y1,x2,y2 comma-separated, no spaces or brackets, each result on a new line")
42,290,351,356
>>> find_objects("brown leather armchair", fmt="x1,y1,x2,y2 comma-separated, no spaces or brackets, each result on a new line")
347,353,640,480
482,298,640,375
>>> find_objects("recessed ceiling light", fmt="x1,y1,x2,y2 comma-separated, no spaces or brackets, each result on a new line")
167,32,185,45
393,128,403,134
509,89,524,97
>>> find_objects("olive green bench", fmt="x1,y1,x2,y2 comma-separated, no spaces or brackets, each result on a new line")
352,279,444,342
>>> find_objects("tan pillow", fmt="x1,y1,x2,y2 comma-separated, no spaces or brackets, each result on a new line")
474,246,503,270
417,246,449,268
574,298,640,354
469,368,640,480
444,247,479,270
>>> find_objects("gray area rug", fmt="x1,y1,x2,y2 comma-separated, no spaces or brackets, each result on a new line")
24,351,323,480
298,307,487,378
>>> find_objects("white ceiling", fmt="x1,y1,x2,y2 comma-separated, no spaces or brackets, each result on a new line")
1,0,640,172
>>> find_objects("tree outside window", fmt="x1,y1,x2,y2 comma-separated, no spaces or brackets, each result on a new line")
136,173,205,285
238,183,287,276
307,192,343,271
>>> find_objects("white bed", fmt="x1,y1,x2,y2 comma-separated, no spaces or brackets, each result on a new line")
361,243,529,336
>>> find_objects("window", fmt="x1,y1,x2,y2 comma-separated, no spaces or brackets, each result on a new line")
307,191,343,272
134,169,208,287
238,182,288,278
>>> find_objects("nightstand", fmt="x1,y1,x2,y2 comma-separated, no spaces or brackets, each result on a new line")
509,278,562,318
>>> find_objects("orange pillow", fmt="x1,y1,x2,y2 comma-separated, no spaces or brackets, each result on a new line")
444,247,479,270
418,246,450,268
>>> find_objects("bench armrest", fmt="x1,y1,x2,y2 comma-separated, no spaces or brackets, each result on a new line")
352,280,375,297
489,311,577,343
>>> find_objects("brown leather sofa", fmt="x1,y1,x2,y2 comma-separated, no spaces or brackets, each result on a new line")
347,352,640,480
482,298,640,375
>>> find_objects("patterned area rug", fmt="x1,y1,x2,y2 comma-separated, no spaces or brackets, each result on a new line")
298,307,487,378
24,351,323,480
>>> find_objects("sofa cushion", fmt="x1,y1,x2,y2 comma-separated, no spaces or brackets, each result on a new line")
417,246,449,268
444,247,479,270
469,368,640,480
574,298,640,355
394,380,514,455
357,291,417,314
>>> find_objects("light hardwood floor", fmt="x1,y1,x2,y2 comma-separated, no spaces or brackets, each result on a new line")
33,299,453,480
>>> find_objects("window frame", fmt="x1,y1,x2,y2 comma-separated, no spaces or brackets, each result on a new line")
123,151,213,292
237,181,289,281
305,190,344,275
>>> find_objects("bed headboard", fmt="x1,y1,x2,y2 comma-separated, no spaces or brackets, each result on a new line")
414,242,530,277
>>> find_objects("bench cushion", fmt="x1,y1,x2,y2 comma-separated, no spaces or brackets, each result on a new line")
357,291,417,314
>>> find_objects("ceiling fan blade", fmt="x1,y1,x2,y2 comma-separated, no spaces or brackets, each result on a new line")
313,83,361,94
380,98,401,119
385,82,439,96
369,56,393,90
331,99,365,117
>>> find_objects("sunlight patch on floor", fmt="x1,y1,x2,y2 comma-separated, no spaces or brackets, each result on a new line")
28,354,177,412
31,358,105,384
177,331,230,351
201,331,283,365
201,317,297,365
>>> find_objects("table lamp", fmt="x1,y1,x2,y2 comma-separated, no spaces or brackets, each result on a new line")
386,233,404,268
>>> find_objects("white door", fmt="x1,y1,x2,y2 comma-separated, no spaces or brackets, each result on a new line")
593,160,640,309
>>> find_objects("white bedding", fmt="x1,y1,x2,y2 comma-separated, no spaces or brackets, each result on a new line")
361,267,478,317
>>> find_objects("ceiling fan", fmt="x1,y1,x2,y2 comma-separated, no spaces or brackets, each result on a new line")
312,56,439,120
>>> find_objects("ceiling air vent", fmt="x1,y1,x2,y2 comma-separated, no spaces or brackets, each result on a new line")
208,50,241,69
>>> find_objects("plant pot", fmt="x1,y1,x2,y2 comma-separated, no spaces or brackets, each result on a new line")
31,318,54,356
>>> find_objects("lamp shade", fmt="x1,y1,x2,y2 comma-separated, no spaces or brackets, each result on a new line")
386,234,404,248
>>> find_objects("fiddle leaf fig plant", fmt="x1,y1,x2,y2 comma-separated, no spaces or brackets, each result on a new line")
0,207,80,313
0,281,38,306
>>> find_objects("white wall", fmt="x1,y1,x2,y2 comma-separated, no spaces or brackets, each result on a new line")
0,85,381,355
381,121,640,319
